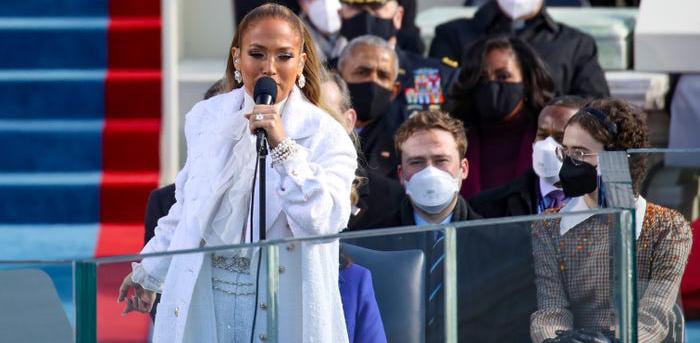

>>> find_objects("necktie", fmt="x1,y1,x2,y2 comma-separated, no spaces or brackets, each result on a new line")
546,190,566,209
427,231,444,338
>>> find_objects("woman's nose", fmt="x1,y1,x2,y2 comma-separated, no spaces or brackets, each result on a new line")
262,57,276,76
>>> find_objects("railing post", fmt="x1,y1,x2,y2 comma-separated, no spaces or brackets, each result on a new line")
74,261,96,343
599,151,637,343
266,245,279,343
444,227,458,343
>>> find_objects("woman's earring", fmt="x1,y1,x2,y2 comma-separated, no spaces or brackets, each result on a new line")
234,70,242,83
297,74,306,88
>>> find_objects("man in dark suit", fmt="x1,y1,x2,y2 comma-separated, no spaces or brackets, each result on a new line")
320,71,405,230
352,110,535,342
337,35,403,179
469,95,588,218
429,0,609,98
335,0,457,118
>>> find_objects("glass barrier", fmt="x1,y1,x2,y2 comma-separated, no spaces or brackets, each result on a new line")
2,208,639,343
0,260,76,342
622,148,700,343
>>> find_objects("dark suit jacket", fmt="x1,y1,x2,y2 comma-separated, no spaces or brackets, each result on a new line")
144,183,176,244
468,169,541,219
347,169,404,231
358,111,402,179
429,1,610,98
350,195,536,343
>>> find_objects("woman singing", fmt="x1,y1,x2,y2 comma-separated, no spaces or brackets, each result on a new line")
118,4,356,342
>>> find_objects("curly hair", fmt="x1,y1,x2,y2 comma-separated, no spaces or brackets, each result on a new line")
394,110,468,159
445,35,555,126
565,98,650,195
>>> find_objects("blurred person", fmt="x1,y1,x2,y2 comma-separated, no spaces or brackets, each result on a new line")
395,0,425,55
447,35,555,199
336,0,457,117
337,35,402,178
469,95,588,218
119,4,356,342
530,99,692,342
320,71,405,230
298,0,342,62
681,218,700,320
430,0,609,98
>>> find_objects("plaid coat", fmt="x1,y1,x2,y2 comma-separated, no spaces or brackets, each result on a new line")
530,203,692,342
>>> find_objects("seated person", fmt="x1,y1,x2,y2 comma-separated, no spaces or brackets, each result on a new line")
681,218,700,319
470,95,588,218
357,110,536,342
319,71,404,230
446,35,554,199
430,0,609,98
531,98,693,342
336,0,456,116
337,35,402,178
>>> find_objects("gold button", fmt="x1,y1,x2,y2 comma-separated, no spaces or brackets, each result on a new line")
259,302,267,309
259,333,268,341
174,307,179,317
279,266,286,273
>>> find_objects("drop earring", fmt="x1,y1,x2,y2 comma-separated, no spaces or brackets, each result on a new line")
297,73,306,88
234,70,242,83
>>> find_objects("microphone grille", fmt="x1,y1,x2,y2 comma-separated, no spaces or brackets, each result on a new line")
253,76,278,103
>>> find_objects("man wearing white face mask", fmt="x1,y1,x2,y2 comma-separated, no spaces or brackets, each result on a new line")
298,0,342,62
430,0,609,99
470,96,588,218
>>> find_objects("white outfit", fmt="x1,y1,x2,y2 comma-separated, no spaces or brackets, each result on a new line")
132,86,356,343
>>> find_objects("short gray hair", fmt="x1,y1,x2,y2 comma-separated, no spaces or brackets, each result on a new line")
337,35,399,81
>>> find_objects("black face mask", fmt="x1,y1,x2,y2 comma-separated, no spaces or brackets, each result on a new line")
347,81,393,123
474,81,525,123
340,11,397,41
559,156,598,197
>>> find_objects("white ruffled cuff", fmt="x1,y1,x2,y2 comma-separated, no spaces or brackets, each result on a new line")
130,262,164,293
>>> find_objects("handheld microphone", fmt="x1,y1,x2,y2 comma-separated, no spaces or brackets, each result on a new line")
252,77,278,144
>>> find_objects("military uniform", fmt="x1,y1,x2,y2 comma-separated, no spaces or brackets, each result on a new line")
429,1,609,98
395,48,458,120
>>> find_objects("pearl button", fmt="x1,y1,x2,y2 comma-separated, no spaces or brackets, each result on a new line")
259,302,267,309
286,243,295,251
279,266,286,273
174,307,179,317
259,333,267,341
291,169,298,176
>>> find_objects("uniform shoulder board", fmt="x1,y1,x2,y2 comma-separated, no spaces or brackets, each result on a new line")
441,57,458,68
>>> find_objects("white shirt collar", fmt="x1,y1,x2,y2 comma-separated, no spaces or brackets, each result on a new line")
539,177,560,198
559,195,647,239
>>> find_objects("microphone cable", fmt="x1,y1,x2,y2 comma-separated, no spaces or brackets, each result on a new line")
249,135,266,343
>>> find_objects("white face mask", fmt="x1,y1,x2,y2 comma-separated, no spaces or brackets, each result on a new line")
532,136,563,184
496,0,543,20
405,166,459,214
307,0,341,35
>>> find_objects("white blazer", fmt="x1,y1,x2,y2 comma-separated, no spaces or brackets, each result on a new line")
136,86,356,343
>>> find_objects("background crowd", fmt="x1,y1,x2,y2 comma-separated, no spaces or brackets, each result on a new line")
138,0,698,342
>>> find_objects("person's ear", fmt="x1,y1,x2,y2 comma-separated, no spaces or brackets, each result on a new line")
344,108,357,132
390,81,401,100
397,164,405,187
460,158,469,181
299,53,307,75
231,47,240,67
393,5,404,30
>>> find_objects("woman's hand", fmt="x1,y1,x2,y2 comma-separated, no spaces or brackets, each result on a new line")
245,104,287,149
117,272,156,316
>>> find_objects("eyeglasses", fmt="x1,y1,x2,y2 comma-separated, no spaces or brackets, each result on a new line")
555,146,597,166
